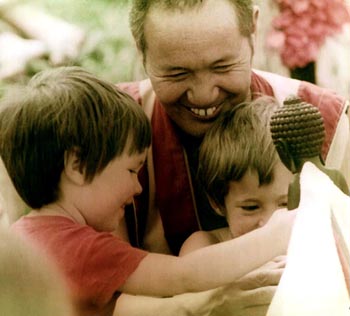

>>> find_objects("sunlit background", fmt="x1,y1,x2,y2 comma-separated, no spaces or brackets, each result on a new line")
0,0,143,92
1,0,349,98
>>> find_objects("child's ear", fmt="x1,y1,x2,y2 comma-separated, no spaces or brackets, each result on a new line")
208,196,225,217
63,149,85,186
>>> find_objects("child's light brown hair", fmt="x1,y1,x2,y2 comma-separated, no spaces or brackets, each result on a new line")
198,96,280,210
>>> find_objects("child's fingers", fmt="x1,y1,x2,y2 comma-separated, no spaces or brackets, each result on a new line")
237,265,284,290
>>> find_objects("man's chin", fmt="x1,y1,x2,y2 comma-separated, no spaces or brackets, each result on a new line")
177,121,214,139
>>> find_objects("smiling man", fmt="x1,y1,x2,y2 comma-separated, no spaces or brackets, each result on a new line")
114,1,350,315
142,0,253,138
121,0,349,254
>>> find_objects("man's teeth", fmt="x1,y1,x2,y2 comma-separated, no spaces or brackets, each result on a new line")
190,106,217,117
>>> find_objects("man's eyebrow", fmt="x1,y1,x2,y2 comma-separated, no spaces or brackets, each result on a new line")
211,56,234,65
161,66,188,72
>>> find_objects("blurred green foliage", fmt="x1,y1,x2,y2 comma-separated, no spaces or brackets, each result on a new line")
0,0,144,94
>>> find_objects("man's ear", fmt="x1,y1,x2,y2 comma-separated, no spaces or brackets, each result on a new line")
250,5,260,54
252,5,259,34
63,148,85,186
138,50,147,73
208,196,225,217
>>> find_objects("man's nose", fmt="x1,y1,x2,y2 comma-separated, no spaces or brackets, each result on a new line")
186,73,219,106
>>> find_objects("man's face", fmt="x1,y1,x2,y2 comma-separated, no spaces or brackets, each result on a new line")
143,0,255,137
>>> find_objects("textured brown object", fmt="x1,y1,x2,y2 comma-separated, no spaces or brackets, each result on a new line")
270,95,325,158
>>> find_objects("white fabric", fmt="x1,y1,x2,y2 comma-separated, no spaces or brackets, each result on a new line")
325,100,350,188
253,69,300,105
267,162,350,316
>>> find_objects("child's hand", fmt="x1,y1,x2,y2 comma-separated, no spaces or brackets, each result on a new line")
210,256,287,316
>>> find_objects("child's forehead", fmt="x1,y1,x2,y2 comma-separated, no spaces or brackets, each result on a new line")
121,143,148,161
130,149,148,162
123,136,149,153
227,181,288,206
228,163,291,195
227,169,261,197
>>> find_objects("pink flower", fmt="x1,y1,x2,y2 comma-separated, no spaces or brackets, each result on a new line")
267,0,350,68
290,0,310,14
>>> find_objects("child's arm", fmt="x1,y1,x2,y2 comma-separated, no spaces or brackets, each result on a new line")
115,257,285,316
120,208,295,297
114,290,217,316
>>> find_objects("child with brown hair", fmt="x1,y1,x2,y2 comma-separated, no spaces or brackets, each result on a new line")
0,67,295,316
181,96,294,254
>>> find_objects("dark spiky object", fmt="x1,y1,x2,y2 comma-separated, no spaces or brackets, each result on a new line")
270,95,325,158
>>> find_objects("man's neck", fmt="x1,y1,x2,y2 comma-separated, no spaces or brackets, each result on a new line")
176,125,203,151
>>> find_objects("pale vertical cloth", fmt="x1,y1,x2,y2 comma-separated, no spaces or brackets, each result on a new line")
252,0,290,77
267,162,350,316
325,100,350,182
138,79,170,254
316,22,350,99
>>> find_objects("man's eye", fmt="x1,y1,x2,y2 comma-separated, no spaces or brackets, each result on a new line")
214,65,232,72
167,72,187,78
241,205,259,211
279,202,288,208
129,169,137,174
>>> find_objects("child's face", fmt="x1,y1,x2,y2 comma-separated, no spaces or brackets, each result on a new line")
224,161,293,238
76,147,148,232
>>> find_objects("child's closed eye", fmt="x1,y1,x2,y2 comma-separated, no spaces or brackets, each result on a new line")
241,205,259,212
278,202,288,208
